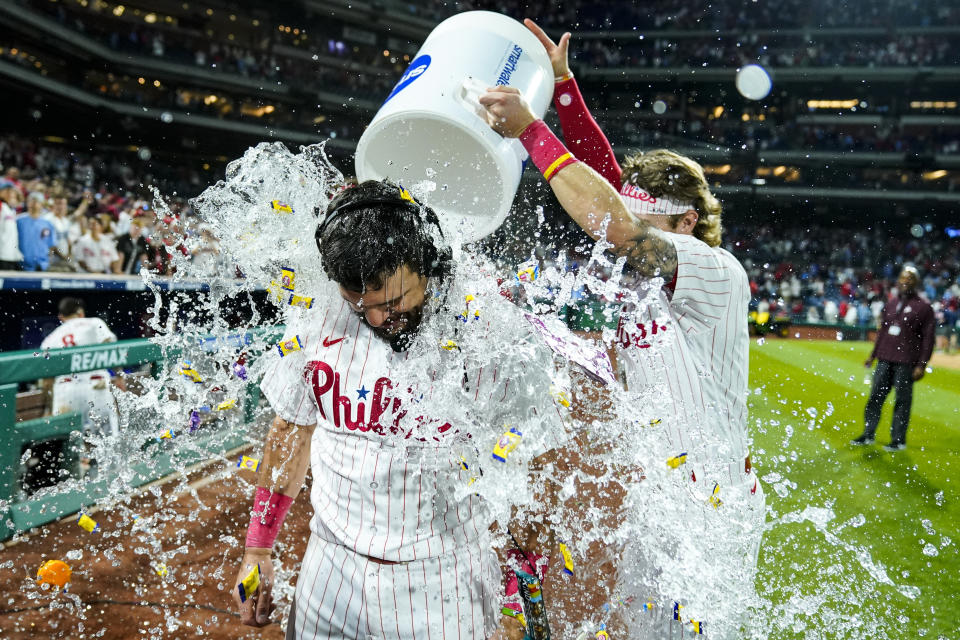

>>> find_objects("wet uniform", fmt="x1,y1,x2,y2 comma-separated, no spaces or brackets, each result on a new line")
554,75,764,639
260,288,565,640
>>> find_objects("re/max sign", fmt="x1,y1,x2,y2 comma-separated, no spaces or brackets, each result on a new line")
70,348,130,372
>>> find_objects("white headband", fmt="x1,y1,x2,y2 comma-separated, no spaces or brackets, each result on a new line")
620,184,694,216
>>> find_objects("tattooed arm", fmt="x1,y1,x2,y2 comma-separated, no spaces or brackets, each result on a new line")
547,161,679,279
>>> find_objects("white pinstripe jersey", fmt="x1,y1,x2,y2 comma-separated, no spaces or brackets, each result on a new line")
41,317,117,384
665,233,751,463
261,290,563,562
614,283,712,461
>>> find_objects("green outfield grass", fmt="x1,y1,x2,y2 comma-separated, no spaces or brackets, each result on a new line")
748,339,959,639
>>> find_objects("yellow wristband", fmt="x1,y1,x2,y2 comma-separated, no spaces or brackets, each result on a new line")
543,152,574,181
554,71,574,83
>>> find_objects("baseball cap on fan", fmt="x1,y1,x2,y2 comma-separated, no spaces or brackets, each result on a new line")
0,179,16,190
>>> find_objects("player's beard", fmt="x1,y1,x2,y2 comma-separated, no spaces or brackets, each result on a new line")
364,305,425,352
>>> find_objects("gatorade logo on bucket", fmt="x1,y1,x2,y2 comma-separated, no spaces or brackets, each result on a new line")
384,55,432,103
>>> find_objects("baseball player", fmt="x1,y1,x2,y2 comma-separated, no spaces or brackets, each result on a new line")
232,180,570,639
480,25,764,637
40,297,121,439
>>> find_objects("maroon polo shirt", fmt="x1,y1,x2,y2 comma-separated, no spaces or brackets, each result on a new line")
871,293,935,367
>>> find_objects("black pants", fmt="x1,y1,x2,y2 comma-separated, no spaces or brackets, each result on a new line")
0,260,20,270
863,360,914,445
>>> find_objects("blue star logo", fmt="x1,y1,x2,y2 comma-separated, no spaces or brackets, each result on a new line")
356,386,369,400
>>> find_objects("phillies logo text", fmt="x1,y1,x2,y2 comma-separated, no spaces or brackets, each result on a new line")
616,315,668,349
307,361,453,439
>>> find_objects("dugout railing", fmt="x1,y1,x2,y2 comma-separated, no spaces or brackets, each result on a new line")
0,328,282,541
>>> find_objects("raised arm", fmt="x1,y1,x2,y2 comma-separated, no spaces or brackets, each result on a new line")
479,87,676,280
232,415,314,627
524,19,622,187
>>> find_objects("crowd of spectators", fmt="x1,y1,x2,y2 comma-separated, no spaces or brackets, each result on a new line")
578,33,960,71
726,225,960,344
412,0,960,30
0,136,219,277
13,0,960,159
2,130,958,351
602,115,960,156
30,0,400,100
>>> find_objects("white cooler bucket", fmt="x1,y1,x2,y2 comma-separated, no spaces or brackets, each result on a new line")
354,11,553,243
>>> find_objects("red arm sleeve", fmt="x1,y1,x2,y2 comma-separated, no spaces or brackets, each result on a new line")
553,76,622,188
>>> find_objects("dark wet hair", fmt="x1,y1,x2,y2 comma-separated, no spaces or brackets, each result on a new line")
316,180,448,291
58,297,85,317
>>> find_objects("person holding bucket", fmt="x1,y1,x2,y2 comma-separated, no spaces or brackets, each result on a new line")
477,22,764,640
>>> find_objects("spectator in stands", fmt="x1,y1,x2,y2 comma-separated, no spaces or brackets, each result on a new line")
45,193,92,271
17,192,61,271
115,217,151,274
73,216,121,274
0,179,23,269
4,167,25,195
853,267,935,451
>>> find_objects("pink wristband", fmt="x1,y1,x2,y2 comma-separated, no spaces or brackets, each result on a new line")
518,119,578,181
245,486,294,549
503,549,550,597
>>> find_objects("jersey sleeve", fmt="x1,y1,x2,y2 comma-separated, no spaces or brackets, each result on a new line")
259,348,318,426
667,233,734,334
94,319,118,343
553,76,622,188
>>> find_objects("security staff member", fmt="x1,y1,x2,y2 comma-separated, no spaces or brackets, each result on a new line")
853,266,935,451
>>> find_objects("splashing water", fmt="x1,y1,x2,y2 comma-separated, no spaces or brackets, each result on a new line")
4,141,947,640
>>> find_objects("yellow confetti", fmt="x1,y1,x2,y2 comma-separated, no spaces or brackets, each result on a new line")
153,562,169,578
288,293,314,309
515,260,540,283
666,452,687,468
492,426,522,463
237,564,261,603
559,542,574,576
179,363,203,383
237,456,261,472
277,336,303,357
707,482,722,509
440,340,458,351
271,200,293,213
550,385,571,408
280,267,296,291
216,398,237,411
77,514,99,533
398,186,415,203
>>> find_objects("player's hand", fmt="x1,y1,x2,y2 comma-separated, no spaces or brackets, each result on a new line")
233,548,276,627
912,365,926,381
523,18,571,78
863,357,874,368
479,87,537,138
488,616,527,640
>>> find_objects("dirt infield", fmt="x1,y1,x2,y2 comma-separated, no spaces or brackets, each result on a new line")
931,351,960,371
0,459,311,639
